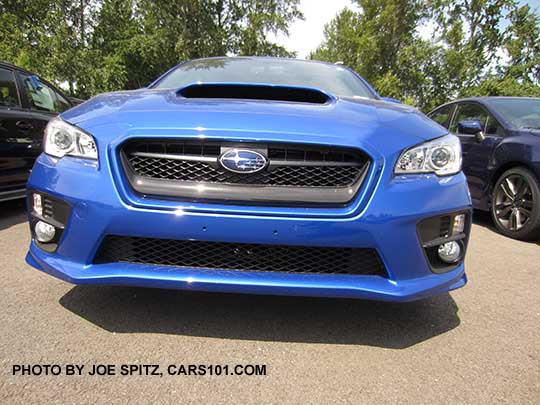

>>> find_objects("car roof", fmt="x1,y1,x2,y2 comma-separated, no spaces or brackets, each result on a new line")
0,60,72,103
433,96,540,110
430,96,540,130
0,60,36,76
182,55,344,68
457,96,540,103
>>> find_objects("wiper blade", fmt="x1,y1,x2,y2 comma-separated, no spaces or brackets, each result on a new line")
522,126,540,130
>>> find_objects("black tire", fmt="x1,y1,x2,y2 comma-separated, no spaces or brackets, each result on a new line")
491,167,540,240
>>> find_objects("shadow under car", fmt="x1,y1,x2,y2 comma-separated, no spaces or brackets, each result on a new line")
60,286,461,349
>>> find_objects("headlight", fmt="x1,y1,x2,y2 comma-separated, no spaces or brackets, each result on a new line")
44,118,97,160
394,134,461,176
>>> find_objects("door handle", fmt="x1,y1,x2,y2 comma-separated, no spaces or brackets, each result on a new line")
16,121,34,130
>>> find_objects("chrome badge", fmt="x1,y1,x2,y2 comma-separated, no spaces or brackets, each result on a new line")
219,149,268,174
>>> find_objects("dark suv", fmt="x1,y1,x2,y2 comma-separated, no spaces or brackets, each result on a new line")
0,61,73,202
429,97,540,240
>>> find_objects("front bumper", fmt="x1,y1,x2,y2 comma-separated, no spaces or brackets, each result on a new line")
26,153,471,302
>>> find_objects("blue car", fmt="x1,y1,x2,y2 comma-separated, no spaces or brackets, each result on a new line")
429,97,540,240
25,57,471,302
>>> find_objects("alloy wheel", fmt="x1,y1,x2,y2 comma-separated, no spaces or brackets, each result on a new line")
493,174,534,231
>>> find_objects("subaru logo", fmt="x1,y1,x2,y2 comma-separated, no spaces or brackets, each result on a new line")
219,149,268,174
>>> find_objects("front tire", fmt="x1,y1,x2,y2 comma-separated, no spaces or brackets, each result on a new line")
491,167,540,240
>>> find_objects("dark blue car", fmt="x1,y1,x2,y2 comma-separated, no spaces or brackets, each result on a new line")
429,97,540,240
25,57,472,301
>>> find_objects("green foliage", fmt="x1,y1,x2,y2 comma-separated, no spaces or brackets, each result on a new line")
0,0,302,98
503,4,540,84
460,75,540,98
2,0,538,109
311,0,540,111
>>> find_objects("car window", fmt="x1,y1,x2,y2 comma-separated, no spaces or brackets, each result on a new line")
153,58,377,99
485,116,504,136
20,74,70,113
0,67,20,108
429,105,454,128
450,103,489,134
486,98,540,129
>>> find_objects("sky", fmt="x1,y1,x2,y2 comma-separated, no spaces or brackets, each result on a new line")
272,0,358,59
274,0,540,59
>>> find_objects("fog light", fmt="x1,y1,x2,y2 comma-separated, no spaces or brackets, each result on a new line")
438,241,461,264
453,214,466,234
35,221,56,243
33,193,43,216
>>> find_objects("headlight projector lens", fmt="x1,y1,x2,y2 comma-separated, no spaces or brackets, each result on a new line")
431,147,451,168
437,241,461,264
35,221,56,243
53,130,74,151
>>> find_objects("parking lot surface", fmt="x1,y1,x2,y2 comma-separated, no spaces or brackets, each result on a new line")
0,199,539,403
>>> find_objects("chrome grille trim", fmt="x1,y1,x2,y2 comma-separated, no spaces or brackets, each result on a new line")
129,151,364,167
131,152,218,163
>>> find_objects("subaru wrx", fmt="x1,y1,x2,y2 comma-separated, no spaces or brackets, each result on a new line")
26,57,471,301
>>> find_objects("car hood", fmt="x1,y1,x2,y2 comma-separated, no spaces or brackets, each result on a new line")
523,128,540,136
61,88,446,150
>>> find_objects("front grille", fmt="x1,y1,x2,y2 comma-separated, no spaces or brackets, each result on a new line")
95,236,387,277
124,141,367,187
129,156,362,187
120,140,371,205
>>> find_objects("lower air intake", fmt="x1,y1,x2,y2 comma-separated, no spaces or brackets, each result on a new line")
94,236,387,277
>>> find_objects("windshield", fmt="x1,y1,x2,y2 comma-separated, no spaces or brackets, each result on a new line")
152,58,376,99
489,98,540,129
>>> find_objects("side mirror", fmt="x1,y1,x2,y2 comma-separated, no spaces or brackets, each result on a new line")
475,131,486,142
457,120,485,142
380,97,402,104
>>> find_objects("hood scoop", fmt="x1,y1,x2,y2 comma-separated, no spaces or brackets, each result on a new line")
176,83,333,104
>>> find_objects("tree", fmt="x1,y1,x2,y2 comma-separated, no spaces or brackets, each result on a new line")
439,1,540,101
310,0,539,111
502,3,540,85
310,1,435,107
0,0,58,74
433,0,516,97
0,0,303,97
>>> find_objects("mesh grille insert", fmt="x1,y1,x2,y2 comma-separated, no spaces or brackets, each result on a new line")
95,236,387,277
128,156,363,187
122,141,369,188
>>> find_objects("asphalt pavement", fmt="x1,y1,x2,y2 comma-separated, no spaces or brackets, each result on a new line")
0,199,539,403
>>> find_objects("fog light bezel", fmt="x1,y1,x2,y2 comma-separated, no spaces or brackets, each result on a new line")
27,190,71,253
417,210,472,274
